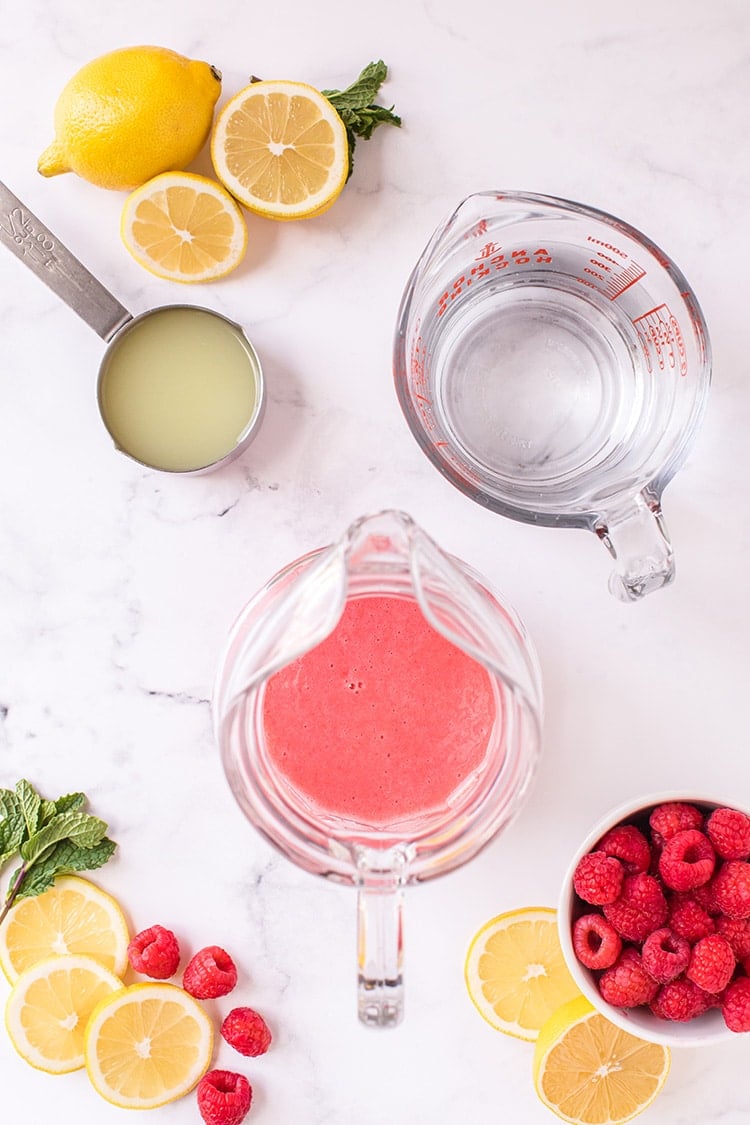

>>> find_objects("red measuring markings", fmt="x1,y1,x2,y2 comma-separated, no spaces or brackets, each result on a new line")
632,304,687,376
437,245,553,317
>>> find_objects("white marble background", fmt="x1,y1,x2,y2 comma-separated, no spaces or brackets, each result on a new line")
1,0,749,1121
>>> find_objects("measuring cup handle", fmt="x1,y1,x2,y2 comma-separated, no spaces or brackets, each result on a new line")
596,492,675,602
0,181,132,341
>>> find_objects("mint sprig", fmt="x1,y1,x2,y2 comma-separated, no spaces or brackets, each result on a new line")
322,60,401,181
0,780,116,926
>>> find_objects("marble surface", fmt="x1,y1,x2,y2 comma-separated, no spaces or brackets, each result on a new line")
1,1,750,1121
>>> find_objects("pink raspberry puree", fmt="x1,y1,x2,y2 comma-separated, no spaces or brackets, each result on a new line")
261,594,498,827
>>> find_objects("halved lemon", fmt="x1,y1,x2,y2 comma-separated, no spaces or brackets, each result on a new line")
533,996,671,1124
464,907,581,1041
84,982,214,1108
211,79,349,220
5,954,123,1073
0,875,130,983
121,171,248,281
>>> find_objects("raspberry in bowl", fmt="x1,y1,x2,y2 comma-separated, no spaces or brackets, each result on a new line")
558,793,750,1046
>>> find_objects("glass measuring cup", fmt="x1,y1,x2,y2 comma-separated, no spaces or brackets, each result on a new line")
0,182,265,474
212,510,542,1027
394,191,712,601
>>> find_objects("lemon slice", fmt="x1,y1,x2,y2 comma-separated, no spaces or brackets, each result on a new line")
211,79,349,220
533,996,671,1124
121,171,248,282
84,982,214,1108
5,954,123,1073
464,907,581,1041
0,875,130,983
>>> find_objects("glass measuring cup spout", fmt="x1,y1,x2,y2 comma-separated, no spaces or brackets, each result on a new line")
213,510,543,1027
394,191,712,601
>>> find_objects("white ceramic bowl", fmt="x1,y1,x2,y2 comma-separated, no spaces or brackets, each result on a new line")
558,791,745,1048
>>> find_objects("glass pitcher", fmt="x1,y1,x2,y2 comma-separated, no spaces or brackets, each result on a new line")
212,510,542,1027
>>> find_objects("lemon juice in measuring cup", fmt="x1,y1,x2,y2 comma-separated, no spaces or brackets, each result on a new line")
394,191,711,602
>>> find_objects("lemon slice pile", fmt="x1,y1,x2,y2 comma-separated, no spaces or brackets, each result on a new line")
464,907,581,1041
211,79,349,220
0,875,129,982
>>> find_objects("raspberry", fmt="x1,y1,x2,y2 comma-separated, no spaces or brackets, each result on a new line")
650,978,714,1021
573,852,624,905
572,914,622,970
197,1070,252,1125
641,927,691,983
603,873,668,942
183,946,238,999
712,861,750,918
722,977,750,1032
597,825,651,875
598,948,658,1008
127,925,181,980
658,829,716,892
221,1007,272,1057
718,916,750,960
707,807,750,861
649,802,703,845
690,881,719,914
668,895,716,942
686,934,736,994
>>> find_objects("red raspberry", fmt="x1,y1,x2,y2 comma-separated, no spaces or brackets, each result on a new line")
221,1008,272,1058
668,895,716,942
686,934,736,994
641,927,691,983
603,873,668,942
649,802,703,845
572,913,622,970
183,946,238,999
718,916,750,960
598,948,658,1008
597,825,651,875
690,881,719,914
127,925,181,980
650,978,714,1021
712,861,750,918
573,852,624,905
658,829,716,892
722,977,750,1032
707,807,750,861
197,1070,252,1125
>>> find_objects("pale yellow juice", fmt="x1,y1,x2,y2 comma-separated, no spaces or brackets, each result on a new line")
98,306,262,472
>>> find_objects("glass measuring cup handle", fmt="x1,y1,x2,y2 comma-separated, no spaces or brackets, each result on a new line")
0,181,132,341
595,491,675,602
355,845,408,1027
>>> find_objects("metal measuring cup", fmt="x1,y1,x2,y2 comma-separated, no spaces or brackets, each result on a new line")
0,181,265,474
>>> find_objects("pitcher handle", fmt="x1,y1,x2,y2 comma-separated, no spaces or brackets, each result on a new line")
355,846,408,1027
595,491,675,602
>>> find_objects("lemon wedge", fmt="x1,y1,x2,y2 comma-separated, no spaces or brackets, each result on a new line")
211,79,348,220
0,875,129,983
121,171,248,282
464,907,581,1041
5,954,122,1073
84,981,214,1108
533,996,671,1124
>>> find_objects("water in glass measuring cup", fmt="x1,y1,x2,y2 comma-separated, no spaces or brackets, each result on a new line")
394,191,712,601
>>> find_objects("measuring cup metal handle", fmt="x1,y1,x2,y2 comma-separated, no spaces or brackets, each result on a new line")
0,181,132,341
596,491,675,603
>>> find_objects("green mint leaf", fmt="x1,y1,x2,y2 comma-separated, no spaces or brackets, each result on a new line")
50,836,116,876
53,792,86,816
10,863,56,900
15,780,41,837
20,812,108,866
0,789,20,820
0,790,24,869
40,799,58,825
322,60,401,182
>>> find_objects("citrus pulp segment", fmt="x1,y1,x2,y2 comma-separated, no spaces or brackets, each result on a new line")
533,996,671,1124
84,982,214,1108
0,875,130,983
211,79,349,220
121,171,248,282
464,907,581,1040
5,954,123,1073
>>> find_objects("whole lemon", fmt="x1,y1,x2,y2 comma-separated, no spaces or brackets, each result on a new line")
38,46,222,191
